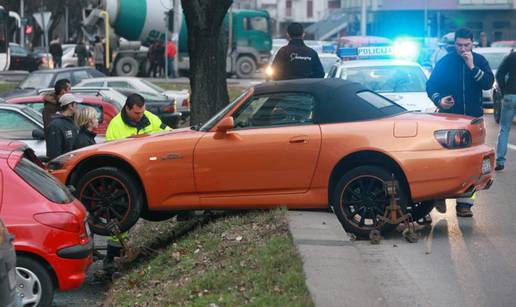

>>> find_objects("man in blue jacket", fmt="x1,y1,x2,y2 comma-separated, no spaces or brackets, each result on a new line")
426,28,494,217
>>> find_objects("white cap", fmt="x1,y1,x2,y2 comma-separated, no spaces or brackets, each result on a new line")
59,93,83,106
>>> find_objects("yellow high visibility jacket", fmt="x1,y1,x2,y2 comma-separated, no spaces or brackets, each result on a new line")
106,110,171,141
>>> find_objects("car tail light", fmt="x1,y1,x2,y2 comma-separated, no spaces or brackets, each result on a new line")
34,212,81,233
434,129,472,149
181,98,189,108
163,100,177,113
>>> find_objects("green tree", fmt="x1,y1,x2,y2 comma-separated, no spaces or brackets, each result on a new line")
181,0,232,126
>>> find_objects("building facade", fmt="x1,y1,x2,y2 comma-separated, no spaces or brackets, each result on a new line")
233,0,342,36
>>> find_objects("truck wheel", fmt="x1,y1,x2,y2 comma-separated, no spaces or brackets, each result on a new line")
16,255,54,307
235,56,256,79
76,167,143,235
115,56,139,77
332,165,408,239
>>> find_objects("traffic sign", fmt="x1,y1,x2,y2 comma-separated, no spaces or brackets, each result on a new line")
33,11,52,31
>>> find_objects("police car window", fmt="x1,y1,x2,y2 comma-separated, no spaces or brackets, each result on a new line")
233,93,314,128
341,66,427,93
327,65,338,78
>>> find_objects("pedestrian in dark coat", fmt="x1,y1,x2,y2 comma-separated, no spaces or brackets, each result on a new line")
46,93,81,159
73,106,98,150
271,23,325,80
49,35,63,68
426,28,494,217
42,79,71,135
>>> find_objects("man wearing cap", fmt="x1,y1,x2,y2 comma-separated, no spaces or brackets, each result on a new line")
46,93,81,160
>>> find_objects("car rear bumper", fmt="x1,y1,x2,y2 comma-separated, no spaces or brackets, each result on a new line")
394,144,495,202
51,241,93,291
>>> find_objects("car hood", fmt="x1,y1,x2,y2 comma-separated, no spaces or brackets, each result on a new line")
381,92,436,112
64,127,202,156
0,88,38,99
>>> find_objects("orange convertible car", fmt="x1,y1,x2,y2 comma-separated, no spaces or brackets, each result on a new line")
48,79,494,237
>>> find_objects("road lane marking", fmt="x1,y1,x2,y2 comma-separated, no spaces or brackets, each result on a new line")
510,144,516,151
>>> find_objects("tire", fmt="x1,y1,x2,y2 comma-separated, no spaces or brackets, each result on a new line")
16,255,54,307
141,210,177,222
115,56,139,77
235,56,256,79
76,167,143,235
332,165,408,239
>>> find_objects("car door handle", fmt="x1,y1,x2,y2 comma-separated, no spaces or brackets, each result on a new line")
289,136,308,144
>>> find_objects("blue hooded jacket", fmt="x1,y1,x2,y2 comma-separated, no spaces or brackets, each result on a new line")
426,51,494,117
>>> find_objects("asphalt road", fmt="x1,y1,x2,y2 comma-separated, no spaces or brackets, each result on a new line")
290,113,516,307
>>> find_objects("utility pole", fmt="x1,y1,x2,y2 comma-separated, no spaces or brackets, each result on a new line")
20,0,24,47
65,6,69,42
40,0,49,67
164,9,169,79
360,0,367,36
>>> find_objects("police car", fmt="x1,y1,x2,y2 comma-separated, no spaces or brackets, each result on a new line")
327,45,437,113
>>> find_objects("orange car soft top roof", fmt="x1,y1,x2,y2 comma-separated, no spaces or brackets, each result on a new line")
254,78,406,124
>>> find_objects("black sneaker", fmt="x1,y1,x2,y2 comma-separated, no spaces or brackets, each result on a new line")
495,164,504,171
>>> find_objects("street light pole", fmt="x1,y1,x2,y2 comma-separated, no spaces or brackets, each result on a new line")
360,0,367,36
20,0,24,47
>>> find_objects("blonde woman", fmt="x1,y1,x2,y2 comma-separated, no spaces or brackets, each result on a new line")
73,106,99,150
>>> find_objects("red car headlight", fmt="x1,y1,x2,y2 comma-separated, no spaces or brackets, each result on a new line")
434,129,472,149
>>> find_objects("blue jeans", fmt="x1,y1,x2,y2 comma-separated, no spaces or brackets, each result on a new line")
496,94,516,166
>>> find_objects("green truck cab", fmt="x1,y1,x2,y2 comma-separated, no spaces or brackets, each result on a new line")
178,9,272,78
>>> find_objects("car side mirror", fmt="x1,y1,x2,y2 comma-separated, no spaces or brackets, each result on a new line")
216,116,234,133
32,128,45,140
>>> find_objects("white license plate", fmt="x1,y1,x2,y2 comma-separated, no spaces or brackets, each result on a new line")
482,158,491,175
8,267,16,290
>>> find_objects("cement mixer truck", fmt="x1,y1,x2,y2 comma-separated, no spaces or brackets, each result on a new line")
83,0,272,78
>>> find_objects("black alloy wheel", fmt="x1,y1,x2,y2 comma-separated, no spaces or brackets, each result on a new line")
333,165,408,238
76,167,143,235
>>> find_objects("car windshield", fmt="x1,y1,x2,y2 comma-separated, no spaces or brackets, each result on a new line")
141,79,166,94
200,90,250,131
18,73,54,89
341,65,427,93
477,52,507,70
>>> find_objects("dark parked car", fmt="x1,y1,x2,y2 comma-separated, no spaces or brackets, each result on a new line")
0,218,17,307
9,43,42,72
0,67,105,99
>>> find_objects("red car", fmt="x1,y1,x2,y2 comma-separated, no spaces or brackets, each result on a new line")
7,95,120,136
0,141,93,307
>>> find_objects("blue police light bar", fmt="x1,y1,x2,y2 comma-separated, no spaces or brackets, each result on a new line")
322,44,337,53
337,46,394,59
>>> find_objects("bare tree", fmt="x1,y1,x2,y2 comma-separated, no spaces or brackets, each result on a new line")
181,0,232,126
